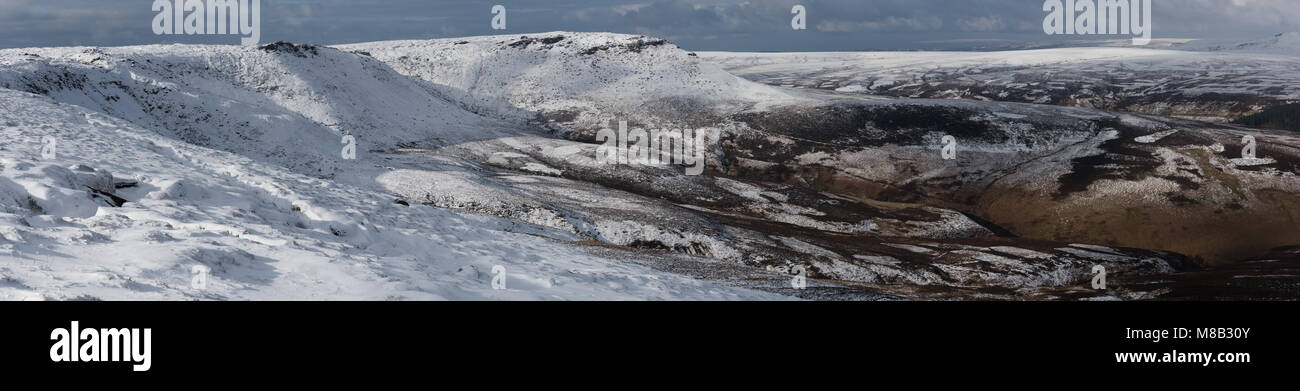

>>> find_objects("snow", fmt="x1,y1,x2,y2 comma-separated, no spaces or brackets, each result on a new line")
340,32,803,134
700,37,1300,122
0,85,786,301
1134,129,1177,144
0,31,1244,301
1231,157,1278,167
1173,32,1300,55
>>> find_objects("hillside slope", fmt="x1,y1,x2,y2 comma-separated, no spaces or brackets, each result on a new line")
0,42,517,177
5,32,1293,299
702,37,1300,123
350,33,1300,265
0,88,792,300
342,33,800,137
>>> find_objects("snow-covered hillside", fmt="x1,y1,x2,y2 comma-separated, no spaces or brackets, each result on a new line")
0,42,525,177
4,32,1293,300
0,38,814,300
343,33,1211,289
341,33,800,137
1173,32,1300,55
702,34,1300,122
0,87,796,301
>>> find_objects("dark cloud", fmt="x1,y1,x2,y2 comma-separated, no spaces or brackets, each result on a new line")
1,0,1297,50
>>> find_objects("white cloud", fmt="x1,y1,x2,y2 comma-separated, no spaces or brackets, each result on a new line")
956,16,1005,32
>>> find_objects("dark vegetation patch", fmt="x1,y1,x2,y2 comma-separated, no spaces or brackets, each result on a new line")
628,240,709,256
541,109,579,124
1115,92,1275,117
725,103,1029,169
1232,102,1300,132
507,35,566,49
259,41,320,57
580,37,667,55
3,67,89,95
86,187,128,207
828,72,1281,123
960,212,1016,237
1120,246,1300,300
1053,119,1164,199
732,103,1009,150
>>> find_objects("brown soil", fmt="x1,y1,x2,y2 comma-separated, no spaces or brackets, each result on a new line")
736,150,1300,265
979,185,1300,265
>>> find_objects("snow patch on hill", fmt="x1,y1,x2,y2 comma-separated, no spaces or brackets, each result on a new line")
701,38,1300,122
0,43,517,178
1173,32,1300,55
0,88,787,301
341,32,800,134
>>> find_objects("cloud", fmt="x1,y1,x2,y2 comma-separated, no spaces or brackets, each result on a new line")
2,0,1299,51
956,16,1006,33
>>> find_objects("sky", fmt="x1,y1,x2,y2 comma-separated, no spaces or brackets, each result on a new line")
2,0,1299,51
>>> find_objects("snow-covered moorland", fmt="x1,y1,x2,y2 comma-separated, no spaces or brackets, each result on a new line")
0,86,801,300
0,38,806,300
2,32,1293,300
702,33,1300,123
